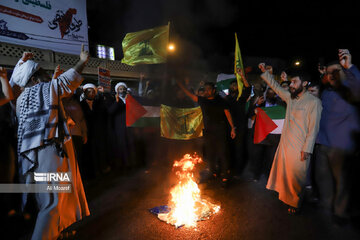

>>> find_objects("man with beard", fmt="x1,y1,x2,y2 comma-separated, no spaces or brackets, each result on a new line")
108,82,131,168
259,63,322,214
225,70,251,176
315,49,360,225
81,83,110,179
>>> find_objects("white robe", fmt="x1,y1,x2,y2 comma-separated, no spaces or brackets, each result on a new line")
16,68,90,240
261,71,322,208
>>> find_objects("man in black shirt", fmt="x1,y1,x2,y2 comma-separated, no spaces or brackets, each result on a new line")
178,81,236,184
226,70,251,176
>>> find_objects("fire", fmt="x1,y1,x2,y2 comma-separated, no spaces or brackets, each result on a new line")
158,154,220,228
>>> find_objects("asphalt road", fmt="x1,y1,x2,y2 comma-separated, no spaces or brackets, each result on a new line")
70,140,360,240
5,138,359,240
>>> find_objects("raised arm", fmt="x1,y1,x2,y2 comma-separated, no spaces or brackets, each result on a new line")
72,44,89,74
0,67,14,106
138,73,145,96
54,44,90,98
339,49,360,99
259,63,290,102
236,68,250,88
9,52,34,88
177,79,198,102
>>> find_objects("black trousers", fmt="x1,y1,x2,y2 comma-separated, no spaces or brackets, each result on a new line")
229,128,247,175
204,128,230,178
315,144,351,218
72,135,85,177
247,132,279,180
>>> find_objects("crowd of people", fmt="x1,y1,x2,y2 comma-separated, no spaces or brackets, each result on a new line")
0,46,151,239
0,46,359,239
176,49,359,225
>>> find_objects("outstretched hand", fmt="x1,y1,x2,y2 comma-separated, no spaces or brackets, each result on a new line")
0,67,7,79
339,49,352,69
97,86,104,93
230,128,236,139
236,67,244,77
236,67,250,87
281,71,287,82
21,52,34,62
73,44,89,74
79,44,90,64
318,63,326,75
258,63,266,73
53,65,64,79
301,151,311,161
255,96,265,106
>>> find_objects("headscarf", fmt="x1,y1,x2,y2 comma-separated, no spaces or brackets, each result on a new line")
10,60,40,87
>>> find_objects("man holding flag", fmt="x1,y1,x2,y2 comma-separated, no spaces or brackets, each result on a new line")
226,68,251,175
177,80,236,186
259,63,322,214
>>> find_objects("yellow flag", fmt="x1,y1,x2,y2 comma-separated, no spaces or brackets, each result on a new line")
160,105,204,140
235,33,244,100
121,24,169,66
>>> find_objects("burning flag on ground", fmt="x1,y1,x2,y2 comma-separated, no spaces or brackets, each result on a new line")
150,154,220,228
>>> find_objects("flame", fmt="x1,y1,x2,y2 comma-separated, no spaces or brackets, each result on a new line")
158,154,220,228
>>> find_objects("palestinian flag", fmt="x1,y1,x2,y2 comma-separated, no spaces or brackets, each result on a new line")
126,95,160,127
254,105,286,144
216,73,236,93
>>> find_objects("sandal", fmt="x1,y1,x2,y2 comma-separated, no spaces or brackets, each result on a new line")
287,207,300,215
58,230,76,239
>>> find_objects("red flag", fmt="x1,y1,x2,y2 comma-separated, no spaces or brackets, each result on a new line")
126,94,147,126
254,108,278,144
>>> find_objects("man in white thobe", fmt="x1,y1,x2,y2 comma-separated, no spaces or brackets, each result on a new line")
259,63,322,213
11,45,90,240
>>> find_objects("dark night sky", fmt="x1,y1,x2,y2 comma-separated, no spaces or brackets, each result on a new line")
87,0,360,77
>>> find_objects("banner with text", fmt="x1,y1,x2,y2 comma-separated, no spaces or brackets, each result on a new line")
0,0,89,55
98,67,111,92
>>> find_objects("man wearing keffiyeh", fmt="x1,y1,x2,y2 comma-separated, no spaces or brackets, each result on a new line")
11,45,90,240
